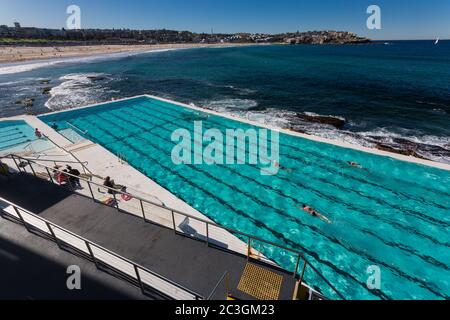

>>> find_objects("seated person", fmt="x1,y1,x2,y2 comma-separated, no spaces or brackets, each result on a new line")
35,128,43,139
55,170,69,185
103,176,125,194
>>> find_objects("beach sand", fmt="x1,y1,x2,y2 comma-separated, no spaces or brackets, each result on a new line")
0,43,254,63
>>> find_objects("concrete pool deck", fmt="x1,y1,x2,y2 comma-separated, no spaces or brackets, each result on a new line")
0,112,253,258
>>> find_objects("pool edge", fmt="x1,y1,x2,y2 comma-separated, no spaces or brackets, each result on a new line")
2,93,450,172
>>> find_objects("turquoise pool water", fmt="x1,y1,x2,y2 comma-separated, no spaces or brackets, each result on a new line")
0,120,53,154
40,96,450,300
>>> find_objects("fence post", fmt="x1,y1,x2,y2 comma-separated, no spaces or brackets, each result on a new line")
45,167,54,183
86,241,99,269
140,200,146,220
294,254,302,278
206,222,210,246
299,260,308,286
86,181,95,202
27,160,36,177
112,192,119,211
14,206,30,232
134,265,146,295
11,155,21,172
46,222,62,248
171,211,176,233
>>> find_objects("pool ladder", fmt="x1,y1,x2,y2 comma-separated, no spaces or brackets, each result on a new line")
117,153,128,165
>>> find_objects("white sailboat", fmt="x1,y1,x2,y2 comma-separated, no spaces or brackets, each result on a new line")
434,37,439,45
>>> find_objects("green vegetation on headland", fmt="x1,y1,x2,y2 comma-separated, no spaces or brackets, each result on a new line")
0,38,77,43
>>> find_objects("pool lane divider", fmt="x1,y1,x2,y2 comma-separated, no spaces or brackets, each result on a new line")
77,113,384,300
81,108,448,299
138,100,450,210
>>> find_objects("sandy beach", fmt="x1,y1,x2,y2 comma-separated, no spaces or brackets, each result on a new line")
0,43,255,63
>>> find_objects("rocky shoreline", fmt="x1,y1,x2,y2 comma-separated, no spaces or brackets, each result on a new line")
287,113,449,162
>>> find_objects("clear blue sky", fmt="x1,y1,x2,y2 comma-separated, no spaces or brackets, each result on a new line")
0,0,449,40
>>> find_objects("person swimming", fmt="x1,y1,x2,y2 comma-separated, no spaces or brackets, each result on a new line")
273,161,293,173
300,204,332,224
347,161,362,168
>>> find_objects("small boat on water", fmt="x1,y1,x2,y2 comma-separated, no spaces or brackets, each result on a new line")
435,37,439,45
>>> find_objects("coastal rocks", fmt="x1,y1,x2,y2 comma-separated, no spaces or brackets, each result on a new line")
296,113,346,129
375,143,428,159
373,137,450,161
42,87,52,95
15,98,35,107
87,75,106,82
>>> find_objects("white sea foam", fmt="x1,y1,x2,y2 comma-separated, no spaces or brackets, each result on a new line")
204,98,259,111
0,61,63,75
44,72,116,110
0,48,181,76
202,100,450,163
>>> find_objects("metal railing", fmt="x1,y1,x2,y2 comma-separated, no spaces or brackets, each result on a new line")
41,134,92,174
207,271,230,300
19,157,89,167
1,154,346,300
66,121,89,136
0,196,204,300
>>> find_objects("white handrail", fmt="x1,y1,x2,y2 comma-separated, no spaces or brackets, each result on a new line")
1,153,346,300
0,196,203,300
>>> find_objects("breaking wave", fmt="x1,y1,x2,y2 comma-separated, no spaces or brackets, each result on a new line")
44,73,118,111
200,100,450,164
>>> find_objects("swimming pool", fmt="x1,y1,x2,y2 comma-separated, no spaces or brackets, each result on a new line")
40,96,450,300
0,120,54,155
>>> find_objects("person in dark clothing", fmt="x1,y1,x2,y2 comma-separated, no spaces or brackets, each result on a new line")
103,176,125,194
67,165,82,189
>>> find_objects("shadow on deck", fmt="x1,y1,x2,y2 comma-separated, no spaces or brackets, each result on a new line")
0,173,298,300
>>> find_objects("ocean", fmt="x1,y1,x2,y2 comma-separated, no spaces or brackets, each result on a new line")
1,41,449,163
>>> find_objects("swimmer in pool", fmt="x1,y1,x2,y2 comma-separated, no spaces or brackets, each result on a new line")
300,204,332,224
273,161,293,173
347,161,362,168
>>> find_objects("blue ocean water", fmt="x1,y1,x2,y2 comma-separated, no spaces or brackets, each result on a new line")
40,96,450,300
1,42,449,162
